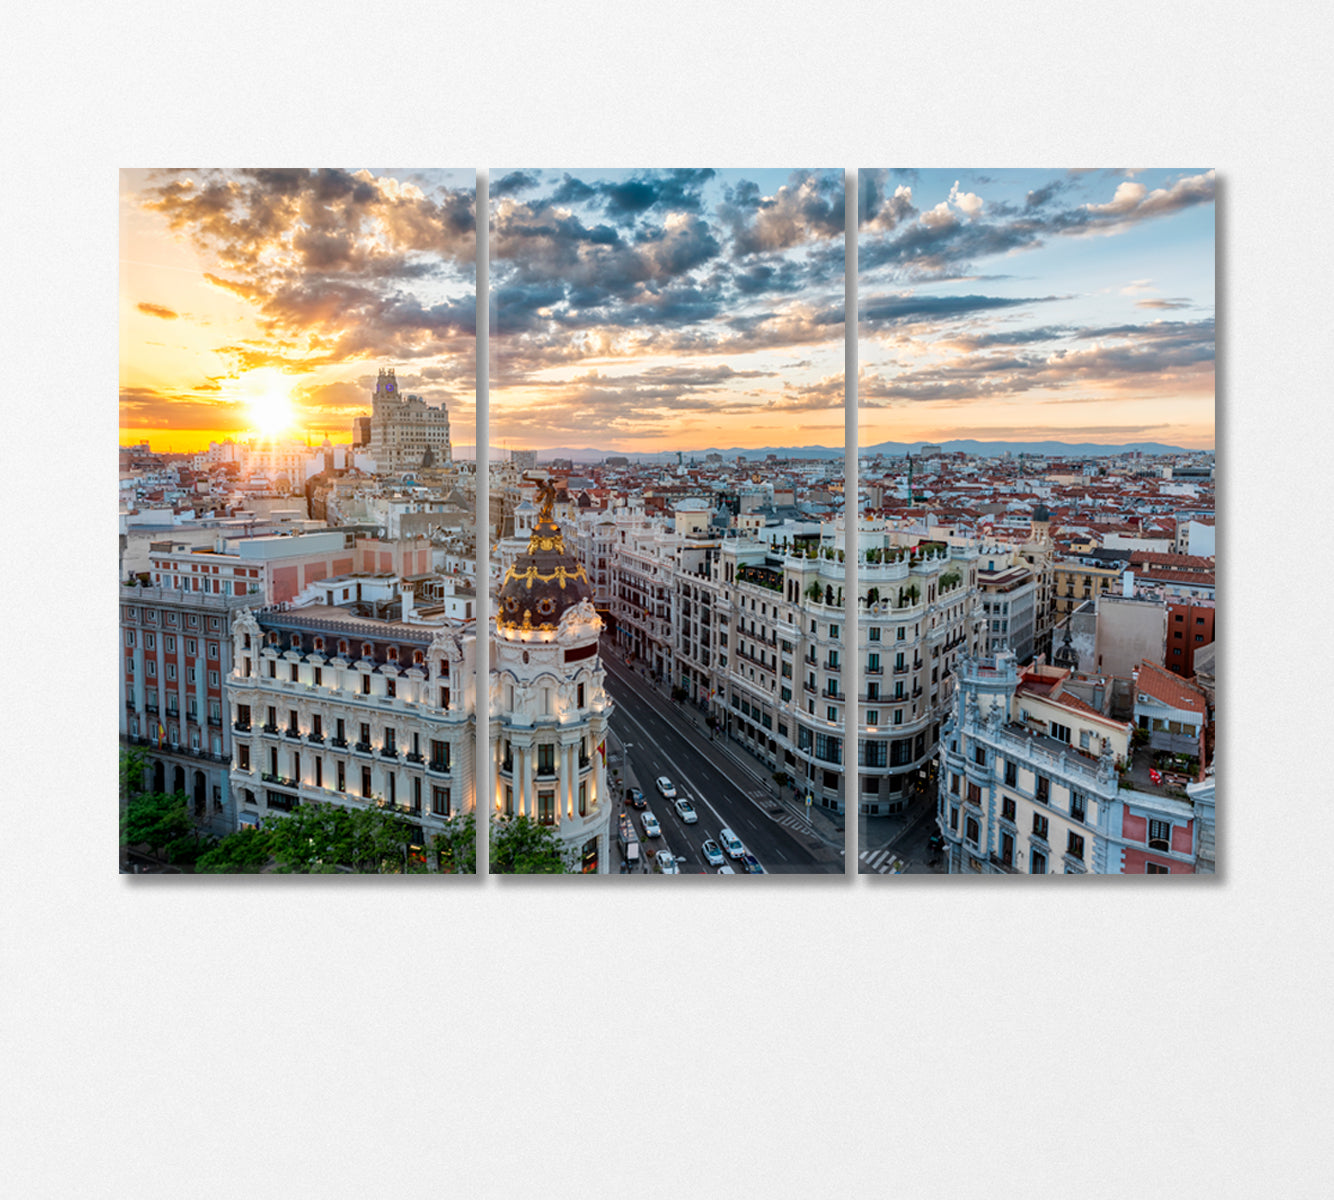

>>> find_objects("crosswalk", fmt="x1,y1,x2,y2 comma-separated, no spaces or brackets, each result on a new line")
860,848,907,874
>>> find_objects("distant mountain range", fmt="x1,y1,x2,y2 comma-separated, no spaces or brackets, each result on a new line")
483,438,1209,465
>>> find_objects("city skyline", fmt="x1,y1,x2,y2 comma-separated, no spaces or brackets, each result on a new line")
490,168,847,453
859,168,1216,450
119,168,476,453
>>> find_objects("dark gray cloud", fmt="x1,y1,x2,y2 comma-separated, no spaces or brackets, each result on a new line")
861,293,1060,327
492,170,540,197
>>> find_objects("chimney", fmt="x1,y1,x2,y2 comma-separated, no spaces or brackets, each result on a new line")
401,587,414,621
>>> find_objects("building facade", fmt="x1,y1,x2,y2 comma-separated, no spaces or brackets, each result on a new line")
368,367,452,475
121,582,253,836
225,604,476,850
490,484,614,872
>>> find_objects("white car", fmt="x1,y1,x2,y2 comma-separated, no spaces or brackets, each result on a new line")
655,776,677,799
701,838,725,867
674,797,698,824
655,850,680,874
641,812,661,838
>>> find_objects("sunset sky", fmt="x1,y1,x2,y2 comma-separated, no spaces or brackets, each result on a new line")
858,168,1215,449
489,168,846,454
119,168,476,453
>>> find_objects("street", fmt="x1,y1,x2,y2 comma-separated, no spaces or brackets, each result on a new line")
857,782,946,875
602,642,842,874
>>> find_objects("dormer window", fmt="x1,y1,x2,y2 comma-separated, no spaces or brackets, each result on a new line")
386,647,398,663
338,639,349,656
290,634,302,651
361,642,373,660
412,650,424,665
313,637,325,653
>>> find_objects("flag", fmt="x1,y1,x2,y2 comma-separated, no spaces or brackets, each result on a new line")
157,721,166,748
598,741,606,764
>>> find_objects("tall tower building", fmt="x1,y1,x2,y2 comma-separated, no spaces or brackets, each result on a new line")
368,367,452,475
490,480,613,872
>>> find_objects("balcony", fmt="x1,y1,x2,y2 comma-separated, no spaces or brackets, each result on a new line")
405,751,424,764
822,687,841,700
285,728,302,740
864,665,883,675
307,732,325,744
330,737,348,749
233,721,251,733
353,741,373,754
380,747,399,759
262,723,279,734
893,664,910,676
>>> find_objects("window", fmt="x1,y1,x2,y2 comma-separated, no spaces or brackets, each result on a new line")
1004,760,1017,786
336,761,345,792
1035,775,1049,804
1146,862,1169,874
237,745,250,771
1070,793,1086,823
869,627,880,641
579,781,588,816
949,774,959,796
187,666,197,684
1030,850,1047,875
383,728,396,755
290,664,298,682
949,805,959,831
208,670,219,688
965,817,979,845
147,660,156,677
1148,819,1171,851
165,636,176,653
166,663,176,681
361,767,372,798
125,630,136,647
826,706,837,722
538,791,556,825
867,710,878,726
1001,797,1016,822
362,674,371,695
537,744,555,774
1067,832,1085,859
186,638,197,655
1032,813,1049,840
1051,721,1071,743
359,722,371,747
432,787,450,816
974,746,985,766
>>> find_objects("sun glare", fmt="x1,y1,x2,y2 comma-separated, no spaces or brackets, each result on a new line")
239,368,296,437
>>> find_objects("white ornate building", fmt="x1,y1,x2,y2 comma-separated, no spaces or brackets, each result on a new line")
490,485,613,872
225,602,475,851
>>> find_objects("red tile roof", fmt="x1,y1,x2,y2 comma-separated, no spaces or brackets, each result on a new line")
1134,660,1207,715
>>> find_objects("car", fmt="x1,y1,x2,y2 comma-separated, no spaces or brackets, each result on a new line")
654,850,679,874
740,852,765,874
626,787,646,809
701,838,725,867
674,797,698,823
716,865,736,874
718,827,745,859
655,776,676,799
641,812,661,838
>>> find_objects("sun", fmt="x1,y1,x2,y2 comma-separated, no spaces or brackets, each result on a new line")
238,368,296,437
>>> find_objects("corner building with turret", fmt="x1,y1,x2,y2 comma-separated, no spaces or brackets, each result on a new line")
490,490,614,872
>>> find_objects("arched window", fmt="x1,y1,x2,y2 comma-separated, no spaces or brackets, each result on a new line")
338,639,349,656
313,637,325,653
361,642,373,660
386,647,399,662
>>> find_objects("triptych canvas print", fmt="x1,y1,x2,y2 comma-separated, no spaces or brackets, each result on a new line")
119,167,1216,876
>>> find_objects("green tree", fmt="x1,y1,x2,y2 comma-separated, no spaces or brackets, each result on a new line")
120,747,149,801
121,791,193,857
196,826,274,873
262,802,421,873
489,814,572,874
430,811,477,874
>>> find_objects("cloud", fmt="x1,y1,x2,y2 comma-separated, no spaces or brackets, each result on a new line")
137,302,179,319
861,292,1060,328
860,169,1215,278
719,169,844,256
492,170,540,197
1135,298,1192,310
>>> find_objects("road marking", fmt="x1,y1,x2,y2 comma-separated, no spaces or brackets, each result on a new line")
609,694,731,832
